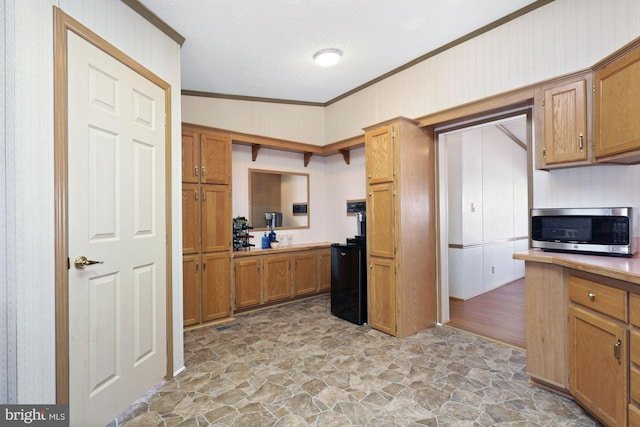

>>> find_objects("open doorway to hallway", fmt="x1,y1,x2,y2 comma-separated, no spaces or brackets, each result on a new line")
437,112,530,348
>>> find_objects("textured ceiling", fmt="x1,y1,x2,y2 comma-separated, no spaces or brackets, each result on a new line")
139,0,542,104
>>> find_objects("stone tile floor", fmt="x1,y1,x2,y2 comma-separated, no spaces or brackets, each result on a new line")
116,294,599,426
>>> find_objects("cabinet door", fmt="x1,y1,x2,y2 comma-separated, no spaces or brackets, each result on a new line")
181,184,200,254
366,125,394,184
594,46,640,160
368,182,395,259
525,263,568,390
235,258,262,309
182,129,200,183
202,252,231,321
368,257,396,336
542,79,588,164
293,253,317,296
317,249,331,291
182,255,201,326
201,185,231,252
201,132,231,185
569,306,627,427
264,255,291,302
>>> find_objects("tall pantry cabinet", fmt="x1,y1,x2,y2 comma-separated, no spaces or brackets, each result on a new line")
182,126,232,327
364,117,437,338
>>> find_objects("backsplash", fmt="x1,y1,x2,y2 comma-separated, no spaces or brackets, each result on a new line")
533,163,640,236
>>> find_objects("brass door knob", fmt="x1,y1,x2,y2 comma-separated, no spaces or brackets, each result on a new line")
74,256,103,269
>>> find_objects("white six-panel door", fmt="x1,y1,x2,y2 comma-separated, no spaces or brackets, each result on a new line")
67,31,167,426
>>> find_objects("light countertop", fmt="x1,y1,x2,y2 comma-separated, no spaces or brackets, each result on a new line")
513,247,640,285
233,242,333,258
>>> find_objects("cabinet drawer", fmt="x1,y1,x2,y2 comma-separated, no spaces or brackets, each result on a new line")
568,276,626,321
631,293,640,327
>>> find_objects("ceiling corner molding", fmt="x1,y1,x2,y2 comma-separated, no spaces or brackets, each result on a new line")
324,0,555,106
181,89,326,107
120,0,186,46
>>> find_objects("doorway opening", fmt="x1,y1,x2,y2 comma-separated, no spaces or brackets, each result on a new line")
435,109,532,348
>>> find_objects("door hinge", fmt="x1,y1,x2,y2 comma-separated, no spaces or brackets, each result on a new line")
593,84,596,93
542,148,546,159
541,99,545,108
67,257,70,270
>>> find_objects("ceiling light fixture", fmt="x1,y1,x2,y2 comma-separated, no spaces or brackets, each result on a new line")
313,48,342,67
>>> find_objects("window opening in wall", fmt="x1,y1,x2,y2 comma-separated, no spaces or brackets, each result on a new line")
435,109,532,348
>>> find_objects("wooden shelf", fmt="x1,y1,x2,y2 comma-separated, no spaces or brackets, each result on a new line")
183,122,364,166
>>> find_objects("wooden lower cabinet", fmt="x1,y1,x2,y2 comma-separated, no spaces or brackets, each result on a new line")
522,258,640,426
183,253,231,327
233,247,331,311
293,253,317,296
183,255,201,326
569,306,627,426
317,249,331,291
201,252,231,322
264,255,292,302
524,262,568,390
234,258,262,309
368,256,396,336
629,294,640,426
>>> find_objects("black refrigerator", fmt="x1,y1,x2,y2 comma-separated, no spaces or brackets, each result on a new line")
331,237,367,325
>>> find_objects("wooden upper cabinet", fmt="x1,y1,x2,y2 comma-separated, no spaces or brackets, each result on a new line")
182,130,200,183
368,182,395,259
201,185,231,253
542,79,588,165
182,184,200,254
365,125,395,184
201,132,232,185
181,128,231,184
594,40,640,162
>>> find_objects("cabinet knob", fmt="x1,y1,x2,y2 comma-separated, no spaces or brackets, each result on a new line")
588,292,596,300
201,167,205,177
369,264,373,269
194,166,199,177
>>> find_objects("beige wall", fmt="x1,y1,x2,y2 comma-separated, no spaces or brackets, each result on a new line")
183,0,640,245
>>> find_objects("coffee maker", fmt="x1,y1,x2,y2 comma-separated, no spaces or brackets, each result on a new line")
346,211,366,247
355,211,366,237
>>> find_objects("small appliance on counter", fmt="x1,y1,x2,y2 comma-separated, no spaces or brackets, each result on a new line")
331,211,367,325
530,207,636,257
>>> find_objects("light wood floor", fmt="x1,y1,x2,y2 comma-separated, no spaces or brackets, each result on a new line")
446,278,525,349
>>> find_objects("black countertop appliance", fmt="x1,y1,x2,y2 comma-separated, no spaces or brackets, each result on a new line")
331,233,367,325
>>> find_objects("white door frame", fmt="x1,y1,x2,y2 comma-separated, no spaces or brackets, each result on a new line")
53,7,173,404
433,108,533,325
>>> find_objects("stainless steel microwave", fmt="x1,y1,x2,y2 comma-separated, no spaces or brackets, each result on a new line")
530,207,636,256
